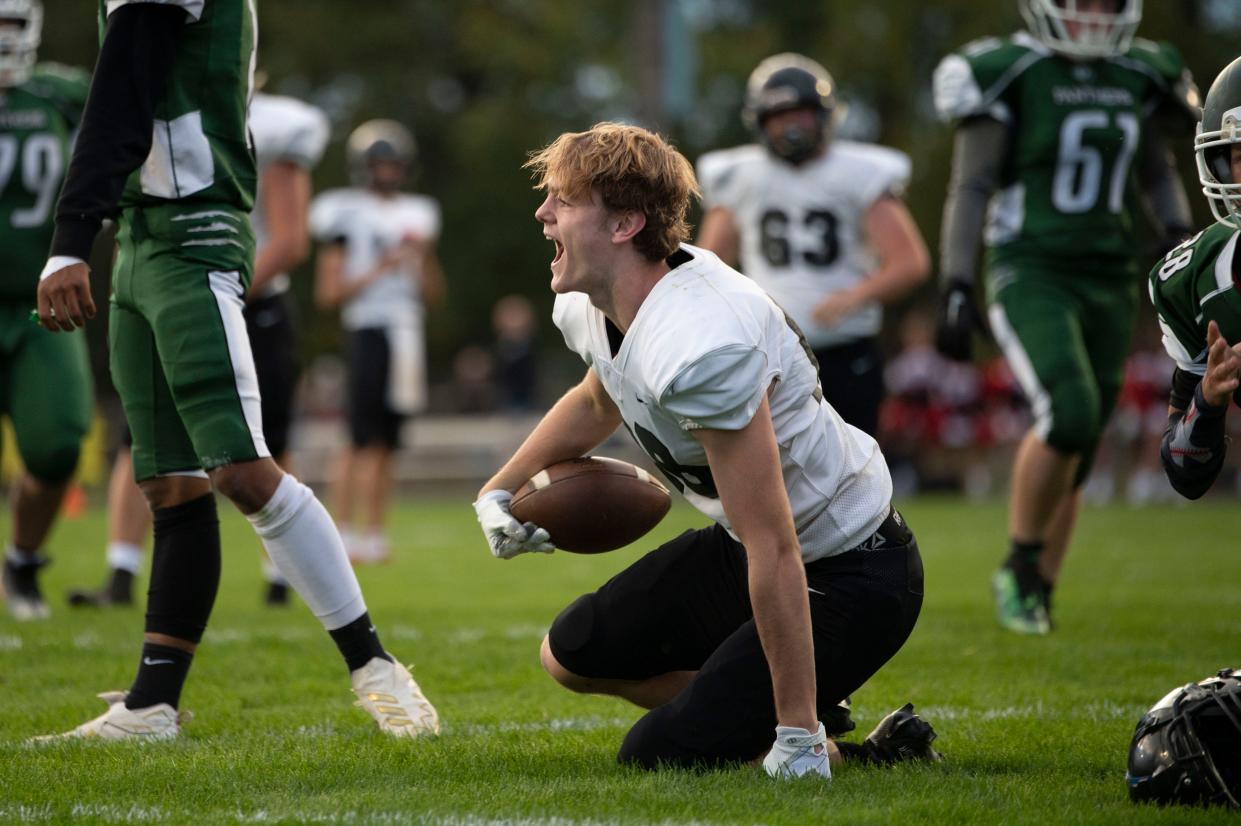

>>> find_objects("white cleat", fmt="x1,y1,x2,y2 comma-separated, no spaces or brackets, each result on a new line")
29,691,187,742
351,656,439,737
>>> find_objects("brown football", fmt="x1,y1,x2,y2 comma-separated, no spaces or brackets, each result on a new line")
510,456,672,554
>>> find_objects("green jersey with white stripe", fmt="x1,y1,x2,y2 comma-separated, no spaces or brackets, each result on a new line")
0,64,89,302
100,0,257,212
934,31,1194,266
1148,222,1241,376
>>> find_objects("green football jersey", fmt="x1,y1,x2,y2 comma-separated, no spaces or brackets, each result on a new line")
934,31,1196,266
1148,221,1241,376
99,0,257,212
0,64,89,302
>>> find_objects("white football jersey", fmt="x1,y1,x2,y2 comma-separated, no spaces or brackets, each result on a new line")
248,92,330,298
697,140,911,348
552,245,892,562
309,188,440,331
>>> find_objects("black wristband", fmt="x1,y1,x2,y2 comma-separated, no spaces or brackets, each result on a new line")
1193,381,1229,418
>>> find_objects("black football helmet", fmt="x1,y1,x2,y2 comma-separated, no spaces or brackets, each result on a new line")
347,119,416,191
742,53,839,165
1127,668,1241,808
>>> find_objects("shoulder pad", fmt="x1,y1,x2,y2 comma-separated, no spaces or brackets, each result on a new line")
308,188,358,241
251,94,331,169
933,34,1042,123
832,141,912,199
28,63,90,111
1124,40,1200,128
696,145,763,211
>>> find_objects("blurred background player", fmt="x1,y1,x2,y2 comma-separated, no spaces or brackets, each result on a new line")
696,53,930,438
932,0,1200,634
1148,55,1241,499
312,120,445,565
0,0,94,621
36,0,436,739
66,87,331,608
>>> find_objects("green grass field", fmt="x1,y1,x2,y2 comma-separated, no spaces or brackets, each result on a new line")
1,495,1238,824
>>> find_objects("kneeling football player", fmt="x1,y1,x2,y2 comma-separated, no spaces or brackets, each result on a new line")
474,122,939,777
1149,56,1241,499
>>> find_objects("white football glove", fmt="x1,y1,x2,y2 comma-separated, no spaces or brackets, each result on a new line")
762,722,830,780
472,490,554,560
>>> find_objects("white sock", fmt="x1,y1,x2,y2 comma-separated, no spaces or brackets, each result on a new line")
261,558,288,586
106,541,144,574
246,474,366,630
6,543,38,563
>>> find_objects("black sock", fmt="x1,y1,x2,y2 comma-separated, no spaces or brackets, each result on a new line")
107,568,134,601
146,494,220,642
126,643,193,709
328,612,390,672
1005,539,1045,592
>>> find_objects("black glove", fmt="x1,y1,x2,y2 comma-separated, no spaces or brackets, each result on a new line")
936,278,981,362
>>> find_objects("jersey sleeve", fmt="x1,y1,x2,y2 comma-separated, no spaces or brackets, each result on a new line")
272,104,330,169
551,292,595,367
1126,39,1200,131
308,191,349,243
660,345,772,431
933,36,1035,124
854,145,912,206
105,0,204,21
696,148,750,212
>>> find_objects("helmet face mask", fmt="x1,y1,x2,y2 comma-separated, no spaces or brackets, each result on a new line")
1195,57,1241,230
0,0,41,88
1127,669,1241,809
743,53,840,166
347,119,416,192
1020,0,1142,59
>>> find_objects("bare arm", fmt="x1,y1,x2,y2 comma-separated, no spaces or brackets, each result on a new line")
694,395,817,732
249,161,312,301
417,240,446,308
479,367,622,496
811,196,931,326
697,207,741,268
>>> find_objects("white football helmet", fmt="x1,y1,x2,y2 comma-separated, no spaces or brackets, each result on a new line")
0,0,40,88
1020,0,1142,59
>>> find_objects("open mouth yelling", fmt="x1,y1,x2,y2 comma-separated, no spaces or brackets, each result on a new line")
550,239,564,266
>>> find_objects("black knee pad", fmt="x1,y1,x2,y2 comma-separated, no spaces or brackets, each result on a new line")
145,493,221,643
617,710,667,771
546,593,598,675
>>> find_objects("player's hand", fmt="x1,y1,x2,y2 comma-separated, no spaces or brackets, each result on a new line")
1202,320,1241,408
36,261,95,332
762,722,830,780
472,489,554,559
935,278,980,362
811,291,862,328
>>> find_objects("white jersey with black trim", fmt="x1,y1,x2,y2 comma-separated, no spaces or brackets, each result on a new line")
697,140,911,349
552,244,892,562
309,188,440,331
249,92,329,298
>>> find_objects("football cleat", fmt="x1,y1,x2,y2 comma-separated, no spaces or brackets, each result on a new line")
992,566,1051,635
3,554,50,621
351,656,440,737
823,696,856,737
67,570,135,608
30,691,186,742
263,582,290,606
863,703,942,764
